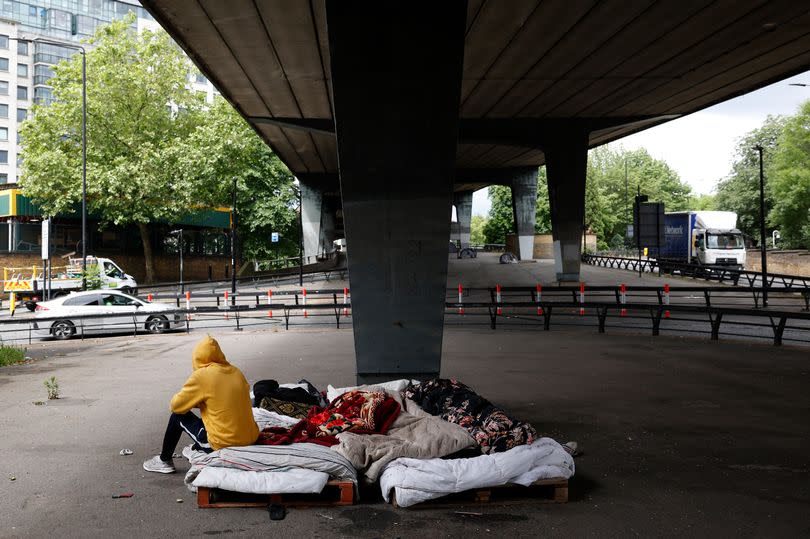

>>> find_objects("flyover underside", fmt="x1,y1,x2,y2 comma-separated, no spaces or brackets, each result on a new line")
327,0,466,382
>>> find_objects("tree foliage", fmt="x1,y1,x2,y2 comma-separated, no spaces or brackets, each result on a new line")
715,115,786,244
469,215,487,245
20,17,298,281
770,102,810,248
483,146,692,250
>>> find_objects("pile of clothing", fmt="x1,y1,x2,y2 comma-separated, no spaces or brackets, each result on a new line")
185,377,575,507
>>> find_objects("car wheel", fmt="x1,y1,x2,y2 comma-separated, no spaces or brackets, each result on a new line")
145,315,169,334
120,287,132,295
51,320,76,340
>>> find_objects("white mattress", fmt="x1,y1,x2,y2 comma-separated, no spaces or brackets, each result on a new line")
380,437,575,508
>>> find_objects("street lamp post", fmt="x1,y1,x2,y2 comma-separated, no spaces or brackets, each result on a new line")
17,38,87,287
169,229,184,293
755,144,768,307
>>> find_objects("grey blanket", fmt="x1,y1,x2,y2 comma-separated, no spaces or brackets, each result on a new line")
332,399,476,483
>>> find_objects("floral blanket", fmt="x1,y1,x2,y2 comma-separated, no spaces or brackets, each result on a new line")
404,378,536,454
258,390,401,447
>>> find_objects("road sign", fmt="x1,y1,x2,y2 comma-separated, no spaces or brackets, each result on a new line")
41,219,50,260
271,232,279,243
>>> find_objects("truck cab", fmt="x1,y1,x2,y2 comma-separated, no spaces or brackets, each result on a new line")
693,228,746,269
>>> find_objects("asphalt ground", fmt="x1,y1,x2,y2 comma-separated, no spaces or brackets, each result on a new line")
1,326,809,538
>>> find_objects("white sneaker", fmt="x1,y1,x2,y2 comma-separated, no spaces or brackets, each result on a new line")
142,455,176,474
181,444,193,461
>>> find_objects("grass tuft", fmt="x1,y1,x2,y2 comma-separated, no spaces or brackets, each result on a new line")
0,344,26,366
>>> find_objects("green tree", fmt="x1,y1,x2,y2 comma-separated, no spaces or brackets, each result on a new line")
691,193,718,211
482,184,514,244
771,102,810,248
173,97,299,262
470,214,487,245
20,16,202,283
715,115,786,244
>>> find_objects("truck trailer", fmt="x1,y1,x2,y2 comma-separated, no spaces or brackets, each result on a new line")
658,211,746,269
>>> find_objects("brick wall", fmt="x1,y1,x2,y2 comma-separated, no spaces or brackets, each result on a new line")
745,250,810,276
506,233,597,259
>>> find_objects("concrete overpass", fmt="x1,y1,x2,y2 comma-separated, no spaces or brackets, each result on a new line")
141,0,810,381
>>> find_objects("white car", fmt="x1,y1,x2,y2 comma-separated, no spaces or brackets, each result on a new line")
33,290,184,340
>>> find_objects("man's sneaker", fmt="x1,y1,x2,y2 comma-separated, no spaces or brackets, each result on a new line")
142,455,176,474
182,444,193,461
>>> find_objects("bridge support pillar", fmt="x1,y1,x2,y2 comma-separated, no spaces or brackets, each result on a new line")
546,130,589,281
326,0,466,383
510,169,538,260
300,181,323,263
453,190,473,250
319,197,337,256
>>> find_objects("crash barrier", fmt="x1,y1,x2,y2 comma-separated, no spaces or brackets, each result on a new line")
582,253,810,290
466,284,810,312
2,297,809,348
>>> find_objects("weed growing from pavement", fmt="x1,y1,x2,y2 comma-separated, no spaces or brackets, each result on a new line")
44,376,60,400
0,344,26,366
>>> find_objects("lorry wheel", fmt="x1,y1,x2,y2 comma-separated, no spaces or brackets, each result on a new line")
145,315,169,334
51,320,76,340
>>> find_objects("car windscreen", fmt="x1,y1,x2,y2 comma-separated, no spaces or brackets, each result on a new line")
103,261,124,279
706,233,744,249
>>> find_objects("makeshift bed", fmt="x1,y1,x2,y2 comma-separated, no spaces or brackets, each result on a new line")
183,378,575,508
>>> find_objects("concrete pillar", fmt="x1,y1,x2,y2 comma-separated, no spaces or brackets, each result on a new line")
545,130,589,281
326,0,466,383
453,190,473,249
320,198,337,255
299,181,323,262
510,169,538,260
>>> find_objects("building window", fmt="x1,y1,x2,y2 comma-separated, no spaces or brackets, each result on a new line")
0,58,8,72
17,41,28,56
0,35,7,50
17,64,27,78
0,173,7,184
0,151,8,164
0,81,7,95
0,127,7,141
16,86,27,100
195,72,207,84
0,104,8,118
16,108,26,122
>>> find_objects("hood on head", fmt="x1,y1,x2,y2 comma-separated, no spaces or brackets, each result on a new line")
192,336,229,370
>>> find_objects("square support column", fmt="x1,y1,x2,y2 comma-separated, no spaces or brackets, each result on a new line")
453,190,473,249
545,130,589,281
326,0,466,382
300,181,323,262
510,168,539,260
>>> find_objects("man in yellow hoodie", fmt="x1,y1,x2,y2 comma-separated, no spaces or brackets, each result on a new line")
143,336,259,474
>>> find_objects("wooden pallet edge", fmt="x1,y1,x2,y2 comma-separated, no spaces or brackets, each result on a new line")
197,479,355,508
390,477,568,508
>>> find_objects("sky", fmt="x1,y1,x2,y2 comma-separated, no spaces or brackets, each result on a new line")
471,70,810,216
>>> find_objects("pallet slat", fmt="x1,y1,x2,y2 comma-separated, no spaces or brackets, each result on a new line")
197,479,354,508
390,478,568,508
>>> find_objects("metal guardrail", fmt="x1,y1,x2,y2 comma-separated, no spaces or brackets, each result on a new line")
582,253,810,289
2,293,810,348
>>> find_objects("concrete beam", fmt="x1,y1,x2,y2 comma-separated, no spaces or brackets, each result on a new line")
326,0,466,382
510,169,538,261
546,129,589,281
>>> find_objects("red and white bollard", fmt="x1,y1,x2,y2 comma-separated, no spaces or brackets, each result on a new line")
579,282,585,316
224,291,229,320
343,287,349,317
496,284,502,316
663,283,670,318
302,288,308,318
147,293,153,302
620,283,627,317
185,290,192,321
536,284,543,315
458,284,464,315
267,289,273,318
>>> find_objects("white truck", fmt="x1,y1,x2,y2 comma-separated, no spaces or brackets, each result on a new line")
3,256,138,301
659,211,746,269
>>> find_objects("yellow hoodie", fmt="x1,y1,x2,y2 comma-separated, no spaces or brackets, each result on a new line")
170,336,259,450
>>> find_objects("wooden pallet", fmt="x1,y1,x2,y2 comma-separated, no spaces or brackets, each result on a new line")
197,479,354,508
390,478,568,508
